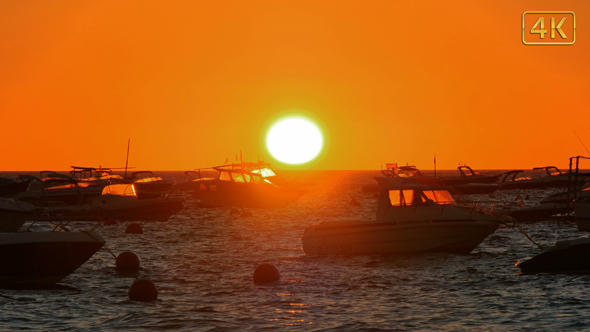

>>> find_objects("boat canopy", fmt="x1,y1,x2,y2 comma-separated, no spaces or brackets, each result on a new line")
212,162,276,178
101,184,137,196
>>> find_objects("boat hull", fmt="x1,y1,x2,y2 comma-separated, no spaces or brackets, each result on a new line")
0,209,30,232
302,220,499,255
45,197,184,222
517,239,590,274
0,232,105,287
575,201,590,231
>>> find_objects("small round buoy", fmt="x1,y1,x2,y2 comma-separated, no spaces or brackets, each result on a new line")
125,223,143,234
129,279,158,302
241,211,253,218
103,218,117,226
348,199,361,206
253,263,280,283
116,252,140,273
525,195,530,200
229,208,241,215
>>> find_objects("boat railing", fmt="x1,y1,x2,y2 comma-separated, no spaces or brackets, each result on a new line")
455,200,515,216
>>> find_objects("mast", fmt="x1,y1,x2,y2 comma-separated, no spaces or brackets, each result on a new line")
124,138,130,180
434,154,437,178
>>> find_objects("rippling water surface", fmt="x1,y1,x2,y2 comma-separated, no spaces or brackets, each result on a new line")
1,170,589,331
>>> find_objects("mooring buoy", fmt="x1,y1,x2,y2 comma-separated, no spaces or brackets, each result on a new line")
129,279,158,302
116,252,140,273
253,263,280,283
125,223,143,234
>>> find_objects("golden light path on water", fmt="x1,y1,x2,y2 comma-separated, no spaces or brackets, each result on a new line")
265,117,323,165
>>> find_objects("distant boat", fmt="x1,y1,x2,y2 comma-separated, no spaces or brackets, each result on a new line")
0,229,104,287
126,171,174,198
508,203,572,222
0,177,31,197
435,166,501,186
194,162,305,208
44,183,183,222
363,164,500,195
499,167,590,190
302,176,506,255
16,173,103,206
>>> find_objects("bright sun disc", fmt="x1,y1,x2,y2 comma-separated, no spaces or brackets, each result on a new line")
266,118,323,164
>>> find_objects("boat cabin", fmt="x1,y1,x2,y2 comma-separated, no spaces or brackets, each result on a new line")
387,188,456,206
212,162,276,184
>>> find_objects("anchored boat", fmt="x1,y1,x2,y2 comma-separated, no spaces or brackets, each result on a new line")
0,228,105,287
194,162,305,208
302,177,507,255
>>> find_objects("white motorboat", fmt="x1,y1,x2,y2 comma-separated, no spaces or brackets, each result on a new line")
0,230,105,287
194,162,305,208
302,177,506,255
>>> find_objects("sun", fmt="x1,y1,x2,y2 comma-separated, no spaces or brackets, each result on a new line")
266,117,323,164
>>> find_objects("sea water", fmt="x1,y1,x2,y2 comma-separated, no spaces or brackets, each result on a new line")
0,170,588,331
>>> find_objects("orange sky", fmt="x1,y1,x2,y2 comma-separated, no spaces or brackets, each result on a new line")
1,1,590,171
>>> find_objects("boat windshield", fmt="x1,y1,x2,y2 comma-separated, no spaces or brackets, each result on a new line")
134,177,162,183
251,167,276,177
423,190,455,204
232,173,245,182
102,184,137,196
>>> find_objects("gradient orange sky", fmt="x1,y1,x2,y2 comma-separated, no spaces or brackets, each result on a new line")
1,1,589,171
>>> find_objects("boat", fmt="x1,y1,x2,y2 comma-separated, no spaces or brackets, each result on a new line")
0,177,31,197
44,183,183,222
194,162,305,208
516,235,590,274
363,164,499,195
508,203,572,222
16,173,104,206
302,177,506,255
541,186,590,205
435,166,501,186
174,171,213,192
126,171,173,198
498,170,553,190
0,228,105,287
0,198,45,232
70,166,125,185
361,163,420,193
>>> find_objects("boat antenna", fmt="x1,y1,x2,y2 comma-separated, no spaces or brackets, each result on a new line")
434,154,437,178
572,130,590,155
124,138,130,180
